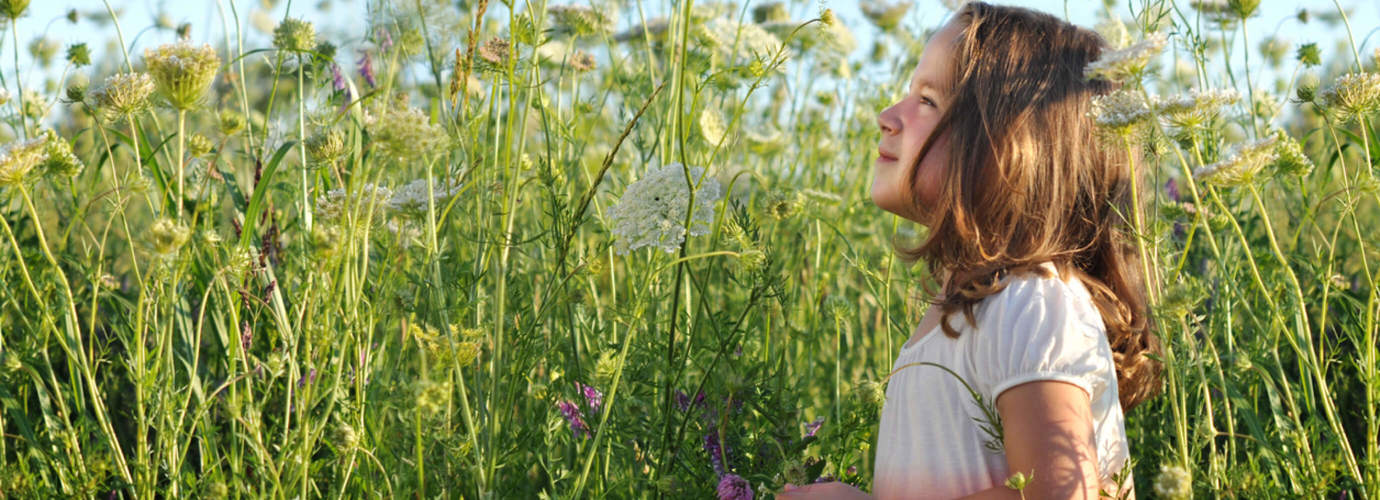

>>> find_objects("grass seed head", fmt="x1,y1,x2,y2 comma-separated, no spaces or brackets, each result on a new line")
272,17,316,53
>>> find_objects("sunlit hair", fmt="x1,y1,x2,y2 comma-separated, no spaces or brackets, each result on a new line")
897,2,1162,411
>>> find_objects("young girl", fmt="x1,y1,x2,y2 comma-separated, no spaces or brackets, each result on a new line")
781,3,1162,499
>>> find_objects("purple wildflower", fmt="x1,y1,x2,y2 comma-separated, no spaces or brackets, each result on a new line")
716,473,753,500
813,475,835,483
376,27,393,53
240,321,252,352
557,400,589,438
804,416,824,437
704,429,727,476
576,381,603,414
330,63,346,92
1165,178,1180,202
298,368,317,387
675,389,692,412
357,52,376,88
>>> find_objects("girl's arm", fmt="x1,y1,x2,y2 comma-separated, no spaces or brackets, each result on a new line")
777,379,1106,500
955,379,1103,500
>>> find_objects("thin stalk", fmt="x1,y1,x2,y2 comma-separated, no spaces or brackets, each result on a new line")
12,19,26,139
298,53,312,232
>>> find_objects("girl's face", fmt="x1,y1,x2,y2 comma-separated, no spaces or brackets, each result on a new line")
873,20,961,225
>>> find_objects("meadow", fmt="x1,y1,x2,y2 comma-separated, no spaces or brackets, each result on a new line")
0,0,1378,497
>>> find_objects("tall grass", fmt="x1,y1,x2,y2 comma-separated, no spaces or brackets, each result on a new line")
0,0,1377,497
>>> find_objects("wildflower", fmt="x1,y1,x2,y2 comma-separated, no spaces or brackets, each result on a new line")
1269,129,1314,177
852,379,886,410
0,133,50,187
752,2,788,24
1296,42,1321,66
556,400,589,438
762,189,798,220
0,88,10,107
591,350,618,386
548,4,614,37
1084,32,1167,82
330,63,346,92
41,131,83,178
698,107,728,146
819,8,837,27
66,42,90,67
704,429,727,475
699,19,784,61
675,389,692,412
717,473,753,500
20,90,47,120
475,37,510,72
1155,88,1239,129
385,177,461,215
576,381,603,414
1319,72,1380,121
272,17,316,52
364,104,448,161
1193,136,1278,187
804,416,824,437
606,163,723,255
306,128,348,166
453,341,480,367
375,26,393,53
315,183,392,221
569,50,596,72
144,41,220,111
861,1,909,32
745,127,786,155
357,52,376,88
0,0,28,20
1004,471,1032,491
414,379,450,417
218,110,246,136
187,133,213,158
149,218,191,256
1089,89,1153,135
1152,464,1191,500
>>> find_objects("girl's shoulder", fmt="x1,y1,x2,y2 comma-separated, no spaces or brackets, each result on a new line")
976,262,1103,330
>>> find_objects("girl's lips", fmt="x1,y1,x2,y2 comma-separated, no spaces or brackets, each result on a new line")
877,149,898,162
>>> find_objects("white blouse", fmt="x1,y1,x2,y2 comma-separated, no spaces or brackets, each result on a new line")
872,263,1129,499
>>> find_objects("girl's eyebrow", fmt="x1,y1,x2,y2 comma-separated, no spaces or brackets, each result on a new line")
915,78,949,98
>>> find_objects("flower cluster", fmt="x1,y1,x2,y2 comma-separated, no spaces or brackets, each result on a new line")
364,104,448,161
149,217,191,257
716,473,753,500
860,1,909,32
315,183,394,222
1319,71,1380,121
1156,88,1239,129
1193,136,1278,187
144,41,221,111
273,17,316,52
697,19,784,61
556,400,589,438
384,178,462,216
0,133,51,187
1084,32,1168,82
548,4,615,37
607,163,723,255
1089,89,1153,135
1152,463,1191,500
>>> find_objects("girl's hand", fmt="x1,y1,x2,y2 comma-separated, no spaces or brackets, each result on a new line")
777,481,872,499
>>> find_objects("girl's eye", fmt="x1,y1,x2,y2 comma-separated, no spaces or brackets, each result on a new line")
919,96,936,107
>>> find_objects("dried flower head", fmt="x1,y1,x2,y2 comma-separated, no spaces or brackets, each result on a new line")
1319,72,1380,121
1089,89,1153,136
607,163,723,255
0,133,50,187
569,50,596,72
144,41,221,111
476,37,510,72
1193,136,1279,187
272,17,316,52
41,131,83,178
306,128,348,165
1084,32,1168,83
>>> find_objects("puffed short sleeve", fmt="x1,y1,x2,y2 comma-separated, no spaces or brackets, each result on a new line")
968,274,1109,404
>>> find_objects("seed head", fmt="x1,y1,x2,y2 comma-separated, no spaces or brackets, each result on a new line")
852,379,886,409
144,41,221,111
1084,32,1168,83
187,133,213,158
272,18,316,53
1319,72,1380,121
548,4,615,37
1269,129,1314,177
41,131,83,178
218,110,246,136
1193,136,1279,187
819,8,837,27
66,42,90,67
306,128,348,166
0,0,29,20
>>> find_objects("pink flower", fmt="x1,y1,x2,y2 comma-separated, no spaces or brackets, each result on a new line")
716,473,753,500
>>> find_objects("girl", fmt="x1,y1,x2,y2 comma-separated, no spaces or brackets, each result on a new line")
781,3,1162,499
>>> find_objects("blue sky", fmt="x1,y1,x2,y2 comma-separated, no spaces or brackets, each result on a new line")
7,1,1380,94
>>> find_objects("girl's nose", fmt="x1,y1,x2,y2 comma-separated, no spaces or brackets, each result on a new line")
877,106,900,135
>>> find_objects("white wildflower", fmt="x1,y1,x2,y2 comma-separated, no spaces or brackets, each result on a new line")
548,4,614,37
698,19,783,60
1193,136,1279,187
386,178,462,215
0,133,50,187
607,163,723,255
1319,72,1380,121
698,107,728,146
315,183,393,221
0,87,10,106
1155,88,1239,128
1084,32,1168,82
1152,464,1191,500
1089,89,1153,134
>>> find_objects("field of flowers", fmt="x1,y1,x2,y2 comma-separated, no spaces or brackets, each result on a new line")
0,0,1378,497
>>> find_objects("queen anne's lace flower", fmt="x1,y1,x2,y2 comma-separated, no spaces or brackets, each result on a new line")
607,163,723,255
316,184,393,221
1152,464,1191,500
144,41,221,111
0,133,50,187
1193,136,1278,187
698,19,784,61
1156,88,1239,128
1089,89,1153,134
1319,72,1380,121
386,178,462,215
860,1,910,32
365,104,448,161
548,4,614,37
90,72,155,117
1084,32,1168,82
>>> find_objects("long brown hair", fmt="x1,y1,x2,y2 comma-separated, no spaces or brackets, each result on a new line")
898,2,1162,411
